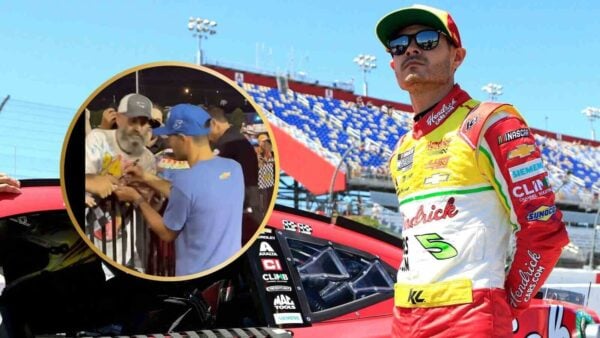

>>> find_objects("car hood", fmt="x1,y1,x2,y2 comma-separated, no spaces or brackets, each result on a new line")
0,179,64,218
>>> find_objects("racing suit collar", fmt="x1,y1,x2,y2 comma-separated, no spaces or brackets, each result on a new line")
412,84,471,139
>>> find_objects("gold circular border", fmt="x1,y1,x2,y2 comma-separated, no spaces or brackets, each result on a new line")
60,61,281,282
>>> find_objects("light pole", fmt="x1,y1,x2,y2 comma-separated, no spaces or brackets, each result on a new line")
481,83,503,101
353,54,377,97
187,17,217,65
581,107,600,141
328,144,360,218
588,205,600,270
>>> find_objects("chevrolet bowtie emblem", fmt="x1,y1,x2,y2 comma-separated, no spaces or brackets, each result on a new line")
424,173,449,185
508,144,535,159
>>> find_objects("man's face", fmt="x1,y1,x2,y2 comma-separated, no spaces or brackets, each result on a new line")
147,111,163,146
116,114,151,155
260,139,271,152
208,119,220,143
391,24,464,92
168,135,187,161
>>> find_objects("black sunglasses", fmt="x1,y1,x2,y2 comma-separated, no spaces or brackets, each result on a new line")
387,30,446,56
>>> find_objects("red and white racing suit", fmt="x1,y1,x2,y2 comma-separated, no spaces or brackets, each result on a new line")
389,85,569,337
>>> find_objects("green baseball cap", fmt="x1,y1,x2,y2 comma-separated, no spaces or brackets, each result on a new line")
376,4,462,50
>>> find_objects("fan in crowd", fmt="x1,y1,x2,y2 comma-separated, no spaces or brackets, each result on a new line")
207,106,262,244
257,133,275,214
85,93,159,274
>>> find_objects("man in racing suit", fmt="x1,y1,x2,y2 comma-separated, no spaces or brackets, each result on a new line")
375,5,569,337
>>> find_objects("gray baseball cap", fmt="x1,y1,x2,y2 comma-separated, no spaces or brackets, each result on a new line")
117,93,153,119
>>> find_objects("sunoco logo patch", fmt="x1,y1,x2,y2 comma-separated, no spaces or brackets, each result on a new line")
527,205,557,221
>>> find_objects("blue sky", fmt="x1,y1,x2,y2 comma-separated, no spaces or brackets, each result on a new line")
1,0,599,177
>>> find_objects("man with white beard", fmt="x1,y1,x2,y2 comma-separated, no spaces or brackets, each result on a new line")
85,93,156,273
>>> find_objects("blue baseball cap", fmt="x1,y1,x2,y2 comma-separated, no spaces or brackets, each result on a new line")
152,104,211,136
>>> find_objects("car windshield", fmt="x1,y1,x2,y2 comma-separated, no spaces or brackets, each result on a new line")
537,287,586,305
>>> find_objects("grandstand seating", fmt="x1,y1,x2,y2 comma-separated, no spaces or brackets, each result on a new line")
244,83,600,205
565,225,599,258
244,83,410,171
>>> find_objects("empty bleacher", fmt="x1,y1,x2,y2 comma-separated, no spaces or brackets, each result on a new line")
245,83,600,205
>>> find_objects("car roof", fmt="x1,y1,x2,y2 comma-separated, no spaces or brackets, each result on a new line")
0,179,64,218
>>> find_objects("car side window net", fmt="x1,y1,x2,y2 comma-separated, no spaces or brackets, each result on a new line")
287,238,395,312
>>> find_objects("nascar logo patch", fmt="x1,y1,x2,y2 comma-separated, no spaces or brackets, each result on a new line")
498,128,530,144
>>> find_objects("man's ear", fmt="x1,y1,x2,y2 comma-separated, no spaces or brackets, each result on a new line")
115,113,125,128
389,59,395,70
452,47,467,72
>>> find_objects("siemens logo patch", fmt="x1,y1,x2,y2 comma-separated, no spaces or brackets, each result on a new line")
273,312,303,325
509,159,544,182
527,205,557,221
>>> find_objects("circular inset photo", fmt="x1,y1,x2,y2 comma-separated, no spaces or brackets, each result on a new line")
61,62,279,280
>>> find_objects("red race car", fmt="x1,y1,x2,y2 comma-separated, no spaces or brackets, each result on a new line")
0,179,598,337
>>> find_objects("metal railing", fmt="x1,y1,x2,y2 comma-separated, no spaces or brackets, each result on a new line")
85,196,174,276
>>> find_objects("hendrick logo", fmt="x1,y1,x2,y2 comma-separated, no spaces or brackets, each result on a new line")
509,159,544,182
408,289,425,304
259,241,278,257
498,128,530,144
273,294,296,310
509,250,544,307
426,99,456,126
404,197,459,229
527,205,557,221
